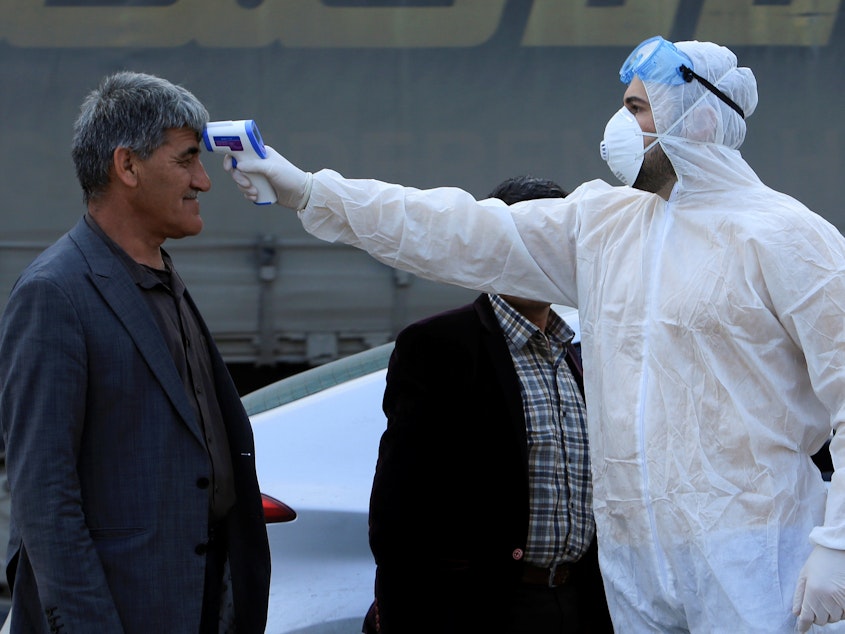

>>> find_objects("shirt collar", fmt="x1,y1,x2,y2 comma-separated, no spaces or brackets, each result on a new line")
488,293,574,351
84,213,180,294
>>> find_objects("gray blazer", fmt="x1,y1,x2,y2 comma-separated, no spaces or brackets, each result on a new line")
0,218,270,633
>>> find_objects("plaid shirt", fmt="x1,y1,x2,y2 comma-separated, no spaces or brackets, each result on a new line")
489,294,594,567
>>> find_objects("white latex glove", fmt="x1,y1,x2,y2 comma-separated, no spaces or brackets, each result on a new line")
222,145,313,210
793,545,845,632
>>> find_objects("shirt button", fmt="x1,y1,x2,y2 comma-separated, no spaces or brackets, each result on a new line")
512,548,524,560
196,477,210,489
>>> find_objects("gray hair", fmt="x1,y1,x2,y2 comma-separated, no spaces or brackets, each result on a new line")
71,71,209,204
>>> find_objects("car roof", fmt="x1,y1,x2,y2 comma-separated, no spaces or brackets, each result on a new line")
241,342,394,416
241,305,579,416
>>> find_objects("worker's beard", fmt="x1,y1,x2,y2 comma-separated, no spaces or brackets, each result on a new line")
634,143,676,194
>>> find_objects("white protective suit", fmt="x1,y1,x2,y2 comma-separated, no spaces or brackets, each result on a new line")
282,41,845,632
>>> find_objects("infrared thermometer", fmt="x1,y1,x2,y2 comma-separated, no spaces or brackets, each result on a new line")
202,119,277,205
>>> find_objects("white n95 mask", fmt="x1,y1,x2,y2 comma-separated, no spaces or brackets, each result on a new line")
600,107,657,186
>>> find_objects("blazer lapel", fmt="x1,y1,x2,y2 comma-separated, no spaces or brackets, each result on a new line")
68,218,205,444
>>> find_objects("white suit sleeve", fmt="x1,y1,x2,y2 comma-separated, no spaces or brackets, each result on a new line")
298,169,581,307
758,209,845,550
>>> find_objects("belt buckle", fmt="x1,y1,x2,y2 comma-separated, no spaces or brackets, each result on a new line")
547,562,569,587
548,562,558,587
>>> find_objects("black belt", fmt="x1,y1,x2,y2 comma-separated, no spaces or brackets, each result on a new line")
521,562,573,587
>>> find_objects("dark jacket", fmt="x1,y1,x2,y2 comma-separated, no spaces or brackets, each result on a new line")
0,218,270,633
367,293,610,633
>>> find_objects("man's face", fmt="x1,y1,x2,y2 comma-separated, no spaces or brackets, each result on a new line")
623,77,657,143
131,126,211,242
623,77,676,195
500,294,551,315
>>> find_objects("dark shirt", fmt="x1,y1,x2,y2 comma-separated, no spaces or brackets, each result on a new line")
84,214,236,523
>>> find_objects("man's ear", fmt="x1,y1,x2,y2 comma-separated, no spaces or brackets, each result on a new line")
112,146,139,188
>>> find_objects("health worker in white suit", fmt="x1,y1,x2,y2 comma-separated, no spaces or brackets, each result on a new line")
224,37,845,633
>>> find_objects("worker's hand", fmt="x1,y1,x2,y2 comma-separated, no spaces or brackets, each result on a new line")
793,545,845,631
223,145,313,210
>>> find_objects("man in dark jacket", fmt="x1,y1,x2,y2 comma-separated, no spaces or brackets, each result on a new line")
0,71,270,633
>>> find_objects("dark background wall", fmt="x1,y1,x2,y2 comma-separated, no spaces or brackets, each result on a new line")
1,0,843,389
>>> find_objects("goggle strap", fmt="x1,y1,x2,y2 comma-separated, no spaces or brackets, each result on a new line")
679,65,745,119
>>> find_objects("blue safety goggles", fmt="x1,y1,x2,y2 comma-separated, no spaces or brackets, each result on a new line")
619,35,744,119
620,35,691,86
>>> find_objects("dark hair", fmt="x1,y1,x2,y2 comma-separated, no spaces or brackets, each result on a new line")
488,175,568,204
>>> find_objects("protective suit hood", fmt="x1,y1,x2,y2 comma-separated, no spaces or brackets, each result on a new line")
644,40,760,196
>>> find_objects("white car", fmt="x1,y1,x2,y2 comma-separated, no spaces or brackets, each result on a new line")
244,305,580,633
245,343,393,633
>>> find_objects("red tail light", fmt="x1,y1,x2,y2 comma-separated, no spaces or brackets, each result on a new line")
262,493,297,524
